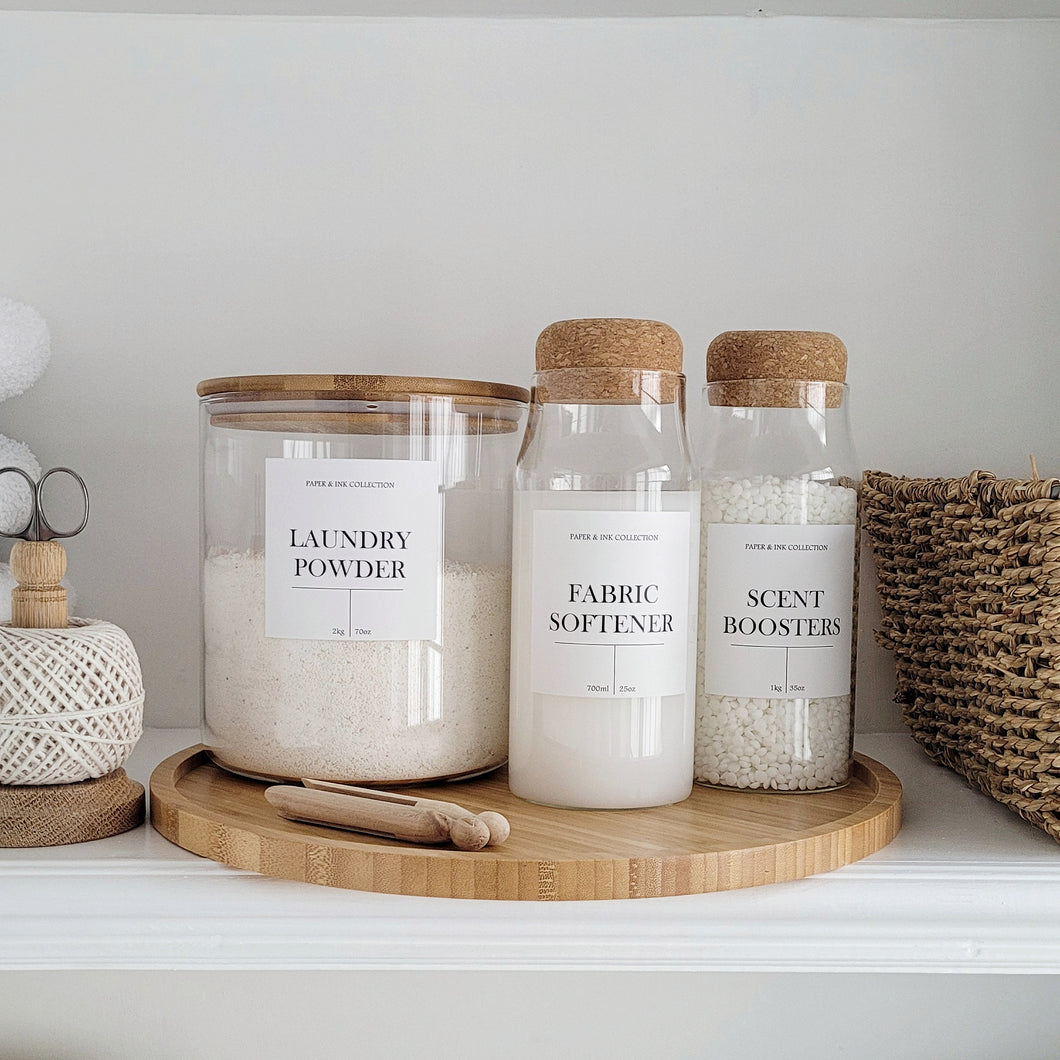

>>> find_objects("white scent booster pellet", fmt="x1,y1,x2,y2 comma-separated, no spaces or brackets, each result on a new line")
696,475,858,791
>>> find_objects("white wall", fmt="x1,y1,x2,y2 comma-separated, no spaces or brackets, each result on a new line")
3,970,1060,1059
1,13,1057,729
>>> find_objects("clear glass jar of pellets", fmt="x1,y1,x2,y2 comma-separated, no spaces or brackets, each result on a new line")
198,374,529,784
695,332,860,792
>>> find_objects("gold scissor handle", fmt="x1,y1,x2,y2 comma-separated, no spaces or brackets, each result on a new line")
0,466,90,542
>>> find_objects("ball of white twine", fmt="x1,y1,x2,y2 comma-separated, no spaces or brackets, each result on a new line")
0,618,144,784
0,297,51,402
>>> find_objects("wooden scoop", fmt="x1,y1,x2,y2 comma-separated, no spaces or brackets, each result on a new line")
301,777,511,846
264,785,492,851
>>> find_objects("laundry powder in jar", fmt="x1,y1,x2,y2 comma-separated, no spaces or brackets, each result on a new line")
203,551,512,783
695,332,860,792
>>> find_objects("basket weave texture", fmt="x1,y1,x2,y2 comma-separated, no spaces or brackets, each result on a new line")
862,470,1060,842
0,617,144,785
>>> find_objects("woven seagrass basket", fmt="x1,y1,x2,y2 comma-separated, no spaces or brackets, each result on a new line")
862,469,1060,842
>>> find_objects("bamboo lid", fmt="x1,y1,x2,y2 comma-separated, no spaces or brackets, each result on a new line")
706,331,848,408
197,374,529,405
198,374,529,432
535,318,683,372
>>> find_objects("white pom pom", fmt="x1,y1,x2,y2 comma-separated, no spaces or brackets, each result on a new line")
0,435,41,535
0,297,51,401
0,563,77,624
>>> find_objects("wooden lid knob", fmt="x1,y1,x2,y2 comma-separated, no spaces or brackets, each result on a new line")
536,318,683,372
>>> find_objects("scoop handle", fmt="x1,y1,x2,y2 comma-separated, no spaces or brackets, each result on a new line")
265,785,456,846
8,539,67,629
301,778,510,846
303,777,474,819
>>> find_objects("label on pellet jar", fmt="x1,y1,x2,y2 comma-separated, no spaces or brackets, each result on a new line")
264,457,442,642
529,506,693,699
703,522,856,699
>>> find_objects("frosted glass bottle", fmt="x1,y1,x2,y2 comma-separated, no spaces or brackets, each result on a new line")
509,318,700,808
695,331,860,792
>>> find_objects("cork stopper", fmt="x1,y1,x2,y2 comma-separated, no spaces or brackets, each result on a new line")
536,318,683,372
706,331,848,408
534,318,684,404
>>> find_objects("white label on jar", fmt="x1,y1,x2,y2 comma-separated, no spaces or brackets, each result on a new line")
530,508,692,699
703,522,855,699
264,457,442,642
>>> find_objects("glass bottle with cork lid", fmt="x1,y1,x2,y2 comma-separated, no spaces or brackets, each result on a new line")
695,330,859,792
509,318,700,809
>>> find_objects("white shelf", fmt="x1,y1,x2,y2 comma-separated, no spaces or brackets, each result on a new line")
2,728,1059,972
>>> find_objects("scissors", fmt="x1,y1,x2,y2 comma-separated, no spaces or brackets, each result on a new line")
0,466,90,542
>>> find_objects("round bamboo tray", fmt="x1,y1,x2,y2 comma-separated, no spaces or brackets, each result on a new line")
150,745,901,901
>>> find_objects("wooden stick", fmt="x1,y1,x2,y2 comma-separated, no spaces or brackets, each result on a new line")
301,777,510,845
264,786,491,850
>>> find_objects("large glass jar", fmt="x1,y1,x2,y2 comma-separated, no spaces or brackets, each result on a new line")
509,319,701,809
695,331,860,792
198,374,528,784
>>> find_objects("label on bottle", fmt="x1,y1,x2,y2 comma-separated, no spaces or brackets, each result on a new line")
264,457,442,642
702,522,856,699
529,507,693,699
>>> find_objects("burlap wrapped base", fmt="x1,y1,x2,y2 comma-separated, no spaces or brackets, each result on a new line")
862,469,1060,842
